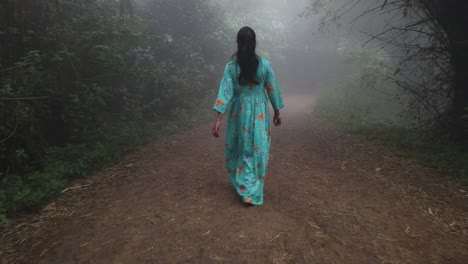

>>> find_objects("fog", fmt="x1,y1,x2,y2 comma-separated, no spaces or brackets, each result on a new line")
206,0,348,95
1,1,466,260
1,0,452,177
137,0,353,96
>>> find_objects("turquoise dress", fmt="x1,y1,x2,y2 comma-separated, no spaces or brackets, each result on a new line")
213,57,284,205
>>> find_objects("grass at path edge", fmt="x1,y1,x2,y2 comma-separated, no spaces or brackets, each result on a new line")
0,107,213,222
314,107,468,185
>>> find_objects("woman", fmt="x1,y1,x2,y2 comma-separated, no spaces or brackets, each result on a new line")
212,26,284,205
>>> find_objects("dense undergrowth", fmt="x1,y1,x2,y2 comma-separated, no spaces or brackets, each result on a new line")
0,0,231,221
315,53,468,184
0,109,214,222
316,104,468,183
0,105,212,223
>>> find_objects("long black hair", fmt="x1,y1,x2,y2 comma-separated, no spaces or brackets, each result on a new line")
234,26,259,85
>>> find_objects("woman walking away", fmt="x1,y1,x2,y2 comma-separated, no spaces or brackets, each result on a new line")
212,26,284,205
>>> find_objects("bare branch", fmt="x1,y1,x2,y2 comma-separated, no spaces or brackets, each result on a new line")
0,96,51,101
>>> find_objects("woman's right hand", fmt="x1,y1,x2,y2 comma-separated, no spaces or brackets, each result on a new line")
212,113,223,138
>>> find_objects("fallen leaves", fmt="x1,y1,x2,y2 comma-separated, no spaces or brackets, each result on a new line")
340,161,347,171
269,234,281,242
42,203,56,212
428,207,434,216
307,221,320,230
61,184,91,193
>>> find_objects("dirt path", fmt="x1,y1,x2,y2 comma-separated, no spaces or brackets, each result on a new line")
1,96,468,264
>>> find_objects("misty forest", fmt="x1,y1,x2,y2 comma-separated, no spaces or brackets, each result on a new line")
1,0,467,263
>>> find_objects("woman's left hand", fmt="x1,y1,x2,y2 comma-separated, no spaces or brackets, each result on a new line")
212,114,222,137
212,120,221,137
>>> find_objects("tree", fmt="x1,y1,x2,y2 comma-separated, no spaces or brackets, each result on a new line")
422,0,468,147
309,0,468,148
120,0,134,21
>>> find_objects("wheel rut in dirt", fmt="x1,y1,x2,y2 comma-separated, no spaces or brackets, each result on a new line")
2,96,467,264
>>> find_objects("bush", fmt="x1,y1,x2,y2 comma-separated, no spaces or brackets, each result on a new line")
0,104,213,221
315,64,468,182
0,0,224,220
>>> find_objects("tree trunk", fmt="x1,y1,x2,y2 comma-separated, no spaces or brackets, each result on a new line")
451,43,468,149
120,0,134,22
424,0,468,149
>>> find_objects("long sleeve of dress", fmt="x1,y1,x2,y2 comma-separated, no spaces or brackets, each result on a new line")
213,62,235,114
265,62,284,111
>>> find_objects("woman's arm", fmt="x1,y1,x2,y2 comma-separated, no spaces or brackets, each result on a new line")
212,62,234,137
273,110,281,127
265,61,284,127
212,112,223,137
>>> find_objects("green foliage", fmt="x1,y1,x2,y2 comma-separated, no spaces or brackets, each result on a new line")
315,51,468,182
0,122,145,216
317,112,468,182
0,0,225,219
315,54,405,126
0,0,218,172
0,105,213,220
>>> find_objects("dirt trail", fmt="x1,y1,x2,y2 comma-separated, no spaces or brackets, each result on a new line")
1,96,468,264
